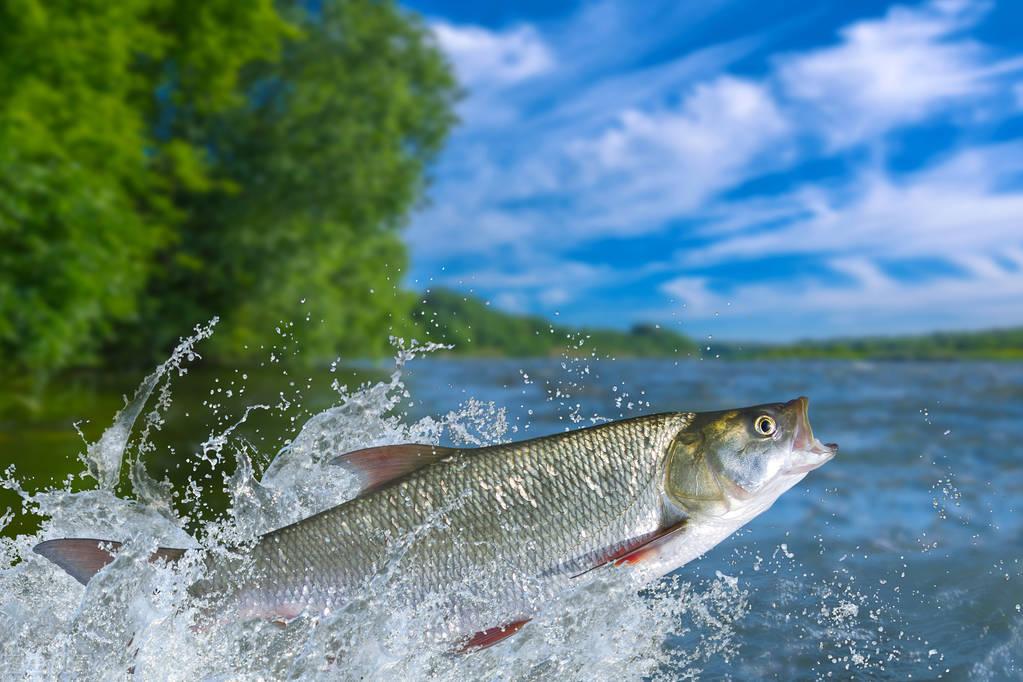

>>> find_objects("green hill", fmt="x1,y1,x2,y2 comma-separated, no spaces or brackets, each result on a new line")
723,328,1023,361
409,289,698,357
410,288,1023,360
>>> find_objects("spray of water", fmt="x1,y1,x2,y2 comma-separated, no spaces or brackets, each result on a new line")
0,325,923,679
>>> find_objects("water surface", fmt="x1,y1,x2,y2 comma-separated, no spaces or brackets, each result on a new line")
1,351,1020,679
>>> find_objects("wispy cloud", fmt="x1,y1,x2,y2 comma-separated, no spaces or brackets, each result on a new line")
1013,81,1023,109
776,1,994,148
431,22,553,87
661,253,1023,339
411,0,1023,339
681,143,1023,266
571,76,790,219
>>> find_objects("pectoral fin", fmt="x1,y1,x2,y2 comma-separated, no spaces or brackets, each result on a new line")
570,519,689,578
612,519,689,566
329,444,459,496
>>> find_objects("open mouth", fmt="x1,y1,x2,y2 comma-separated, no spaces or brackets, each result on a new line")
783,442,838,475
784,396,838,475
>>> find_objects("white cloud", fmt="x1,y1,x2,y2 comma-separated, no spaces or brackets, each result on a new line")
491,291,528,313
431,22,553,87
418,2,1021,267
776,2,992,147
428,257,678,316
577,77,788,203
437,260,618,312
411,2,1023,336
660,276,714,311
453,261,612,290
517,76,790,242
537,287,572,307
1003,247,1023,270
407,71,775,262
680,143,1023,266
659,255,1023,338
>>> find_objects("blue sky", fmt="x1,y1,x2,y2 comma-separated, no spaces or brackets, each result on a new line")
401,0,1023,341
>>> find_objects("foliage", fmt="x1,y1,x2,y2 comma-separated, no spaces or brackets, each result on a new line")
0,0,458,378
724,328,1023,361
0,0,290,376
133,0,458,363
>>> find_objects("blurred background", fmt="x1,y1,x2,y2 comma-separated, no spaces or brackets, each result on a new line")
2,0,1021,392
3,0,1023,529
2,0,1022,508
1,1,1023,676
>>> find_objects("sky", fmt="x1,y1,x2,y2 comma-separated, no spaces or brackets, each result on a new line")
401,0,1023,341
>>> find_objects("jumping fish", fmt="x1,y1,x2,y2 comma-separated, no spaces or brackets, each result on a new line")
35,397,836,649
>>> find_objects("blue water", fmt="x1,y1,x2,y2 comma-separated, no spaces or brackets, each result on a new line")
2,355,1021,679
400,358,1023,678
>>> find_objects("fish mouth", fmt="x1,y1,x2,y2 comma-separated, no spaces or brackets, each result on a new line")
783,396,838,475
783,443,837,475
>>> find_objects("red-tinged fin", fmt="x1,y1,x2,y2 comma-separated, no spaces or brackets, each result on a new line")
613,518,689,567
457,619,531,653
570,518,689,578
33,538,187,586
329,443,459,496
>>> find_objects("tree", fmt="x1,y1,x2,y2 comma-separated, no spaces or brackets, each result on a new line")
132,0,459,363
0,1,458,377
0,0,292,377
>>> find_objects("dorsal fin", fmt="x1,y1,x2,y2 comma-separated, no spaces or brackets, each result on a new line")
329,443,460,496
33,539,187,585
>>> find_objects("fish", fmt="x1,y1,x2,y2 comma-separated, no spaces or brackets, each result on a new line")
34,396,836,650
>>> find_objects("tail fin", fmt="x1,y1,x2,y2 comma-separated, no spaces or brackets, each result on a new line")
33,538,186,585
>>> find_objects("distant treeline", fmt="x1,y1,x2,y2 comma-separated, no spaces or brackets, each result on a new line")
724,329,1023,360
6,3,1015,386
410,288,699,357
411,289,1023,360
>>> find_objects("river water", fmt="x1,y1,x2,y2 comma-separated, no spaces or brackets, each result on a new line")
1,337,1021,679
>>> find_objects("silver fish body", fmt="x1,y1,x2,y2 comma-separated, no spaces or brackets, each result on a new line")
216,412,693,634
35,398,837,647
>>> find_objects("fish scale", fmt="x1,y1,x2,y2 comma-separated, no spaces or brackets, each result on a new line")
34,397,836,650
218,412,694,630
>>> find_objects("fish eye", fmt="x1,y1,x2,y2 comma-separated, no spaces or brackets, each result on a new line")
753,415,776,436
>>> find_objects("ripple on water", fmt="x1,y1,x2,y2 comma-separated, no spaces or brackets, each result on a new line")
1,336,1021,679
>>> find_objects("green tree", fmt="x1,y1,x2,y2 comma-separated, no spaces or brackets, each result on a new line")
134,0,459,363
0,0,291,377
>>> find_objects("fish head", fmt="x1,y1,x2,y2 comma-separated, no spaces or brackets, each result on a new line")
665,397,837,517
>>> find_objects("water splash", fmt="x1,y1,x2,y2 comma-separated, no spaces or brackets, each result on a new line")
0,329,938,679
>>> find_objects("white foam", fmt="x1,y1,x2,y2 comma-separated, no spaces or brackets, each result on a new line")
0,329,901,679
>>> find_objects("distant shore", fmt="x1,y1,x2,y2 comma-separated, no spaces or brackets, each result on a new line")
412,289,1023,361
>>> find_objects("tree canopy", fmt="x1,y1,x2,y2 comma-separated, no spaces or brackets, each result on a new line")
0,0,458,378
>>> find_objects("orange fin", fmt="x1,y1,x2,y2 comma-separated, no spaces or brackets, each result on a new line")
329,444,459,496
34,538,187,586
458,619,530,652
571,519,689,577
613,521,688,566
